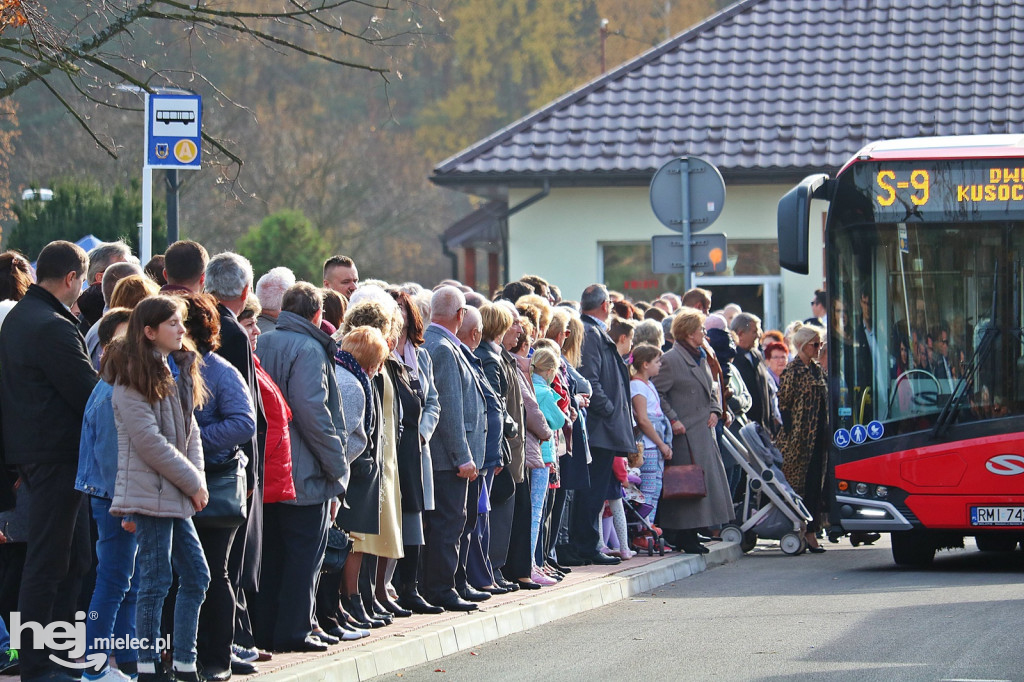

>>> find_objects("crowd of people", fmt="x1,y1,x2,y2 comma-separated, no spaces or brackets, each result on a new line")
0,238,841,682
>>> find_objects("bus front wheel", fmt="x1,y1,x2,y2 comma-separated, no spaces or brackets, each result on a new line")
891,531,936,567
975,534,1018,552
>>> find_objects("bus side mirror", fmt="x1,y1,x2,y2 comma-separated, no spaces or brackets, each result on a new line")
778,174,830,274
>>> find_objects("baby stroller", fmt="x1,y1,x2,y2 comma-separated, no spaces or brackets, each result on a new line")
624,498,666,556
718,423,813,555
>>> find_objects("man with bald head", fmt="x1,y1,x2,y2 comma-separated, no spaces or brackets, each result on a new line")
421,286,488,611
457,305,506,600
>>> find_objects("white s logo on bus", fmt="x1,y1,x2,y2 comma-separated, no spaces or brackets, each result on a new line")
985,454,1024,476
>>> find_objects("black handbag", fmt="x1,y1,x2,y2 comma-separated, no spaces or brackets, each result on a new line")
322,525,352,574
193,454,247,528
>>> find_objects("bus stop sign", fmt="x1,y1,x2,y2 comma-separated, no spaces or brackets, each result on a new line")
146,93,202,169
649,156,726,232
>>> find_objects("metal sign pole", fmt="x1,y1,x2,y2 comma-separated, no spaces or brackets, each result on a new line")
141,92,153,264
680,158,692,289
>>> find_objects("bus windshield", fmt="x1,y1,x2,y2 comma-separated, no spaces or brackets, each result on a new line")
828,218,1024,436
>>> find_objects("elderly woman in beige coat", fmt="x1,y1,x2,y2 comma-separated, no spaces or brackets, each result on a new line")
651,307,734,554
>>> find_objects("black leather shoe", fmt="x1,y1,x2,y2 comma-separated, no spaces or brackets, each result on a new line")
201,669,231,682
495,578,519,592
807,545,827,554
680,543,709,555
547,561,572,574
431,594,479,612
275,636,328,653
311,628,339,645
379,595,413,618
478,584,509,595
849,531,880,547
515,579,541,590
556,545,586,566
459,586,492,602
342,594,387,629
397,589,445,615
229,657,258,675
370,599,395,624
587,552,622,565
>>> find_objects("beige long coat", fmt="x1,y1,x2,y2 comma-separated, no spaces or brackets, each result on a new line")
651,344,734,530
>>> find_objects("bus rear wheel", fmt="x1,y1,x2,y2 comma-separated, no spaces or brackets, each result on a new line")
891,531,936,567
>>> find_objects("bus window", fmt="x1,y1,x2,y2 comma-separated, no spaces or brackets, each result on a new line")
829,220,1024,436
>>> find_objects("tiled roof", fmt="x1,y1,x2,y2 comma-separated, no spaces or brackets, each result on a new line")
432,0,1024,188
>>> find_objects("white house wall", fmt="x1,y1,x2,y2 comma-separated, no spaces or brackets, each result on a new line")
507,184,826,327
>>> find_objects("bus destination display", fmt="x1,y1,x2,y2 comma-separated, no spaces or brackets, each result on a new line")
850,160,1024,221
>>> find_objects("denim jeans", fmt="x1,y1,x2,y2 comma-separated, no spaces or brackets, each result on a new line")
85,496,139,673
134,514,210,666
529,467,549,566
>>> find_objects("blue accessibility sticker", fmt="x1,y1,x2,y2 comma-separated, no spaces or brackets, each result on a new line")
867,420,884,440
850,424,868,444
834,429,851,448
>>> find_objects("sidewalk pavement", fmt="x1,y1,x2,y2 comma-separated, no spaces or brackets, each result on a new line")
252,541,741,681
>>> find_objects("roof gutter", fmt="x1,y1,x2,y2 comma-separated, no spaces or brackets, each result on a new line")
501,178,550,283
440,234,459,282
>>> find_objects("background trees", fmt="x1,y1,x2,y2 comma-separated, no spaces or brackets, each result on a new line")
8,176,165,259
4,0,728,285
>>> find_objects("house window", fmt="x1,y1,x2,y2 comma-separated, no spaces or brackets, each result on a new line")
600,239,780,294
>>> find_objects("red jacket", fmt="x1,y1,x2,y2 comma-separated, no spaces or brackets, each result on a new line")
612,456,628,485
254,354,296,504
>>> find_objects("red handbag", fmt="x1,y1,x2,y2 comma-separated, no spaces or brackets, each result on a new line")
661,434,707,499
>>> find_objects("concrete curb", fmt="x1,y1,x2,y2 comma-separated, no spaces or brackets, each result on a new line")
259,542,741,681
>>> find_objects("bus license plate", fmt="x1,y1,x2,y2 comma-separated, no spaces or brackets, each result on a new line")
970,506,1024,526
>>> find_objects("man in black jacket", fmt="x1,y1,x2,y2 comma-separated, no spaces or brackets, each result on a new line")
731,312,774,433
0,241,98,681
204,252,269,669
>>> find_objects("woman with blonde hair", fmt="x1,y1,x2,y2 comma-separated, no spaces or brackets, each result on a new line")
776,323,829,553
110,274,160,310
651,308,733,554
528,348,565,584
517,293,553,337
333,325,393,629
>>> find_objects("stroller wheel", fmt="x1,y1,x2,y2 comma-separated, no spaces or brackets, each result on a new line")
648,538,654,556
658,537,666,556
720,525,744,545
781,533,803,555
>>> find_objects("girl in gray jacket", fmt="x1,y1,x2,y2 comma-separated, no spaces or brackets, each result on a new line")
105,295,211,682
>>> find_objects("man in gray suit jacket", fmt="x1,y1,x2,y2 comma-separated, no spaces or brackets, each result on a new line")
421,286,488,611
564,284,635,566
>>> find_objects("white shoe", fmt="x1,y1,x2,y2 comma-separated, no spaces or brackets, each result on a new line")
85,667,132,682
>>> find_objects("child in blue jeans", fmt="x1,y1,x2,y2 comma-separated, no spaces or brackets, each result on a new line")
76,309,137,682
105,296,210,682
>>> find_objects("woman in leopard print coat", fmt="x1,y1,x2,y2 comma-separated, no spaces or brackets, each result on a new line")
776,323,828,552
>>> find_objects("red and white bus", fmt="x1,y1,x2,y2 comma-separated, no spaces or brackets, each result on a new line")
778,135,1024,565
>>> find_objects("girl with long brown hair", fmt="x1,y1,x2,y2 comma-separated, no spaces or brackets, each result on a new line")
105,295,211,682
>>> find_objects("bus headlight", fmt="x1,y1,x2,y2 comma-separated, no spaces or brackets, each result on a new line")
855,483,869,496
874,485,888,499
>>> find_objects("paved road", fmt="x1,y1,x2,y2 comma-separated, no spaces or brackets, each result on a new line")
393,538,1024,681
